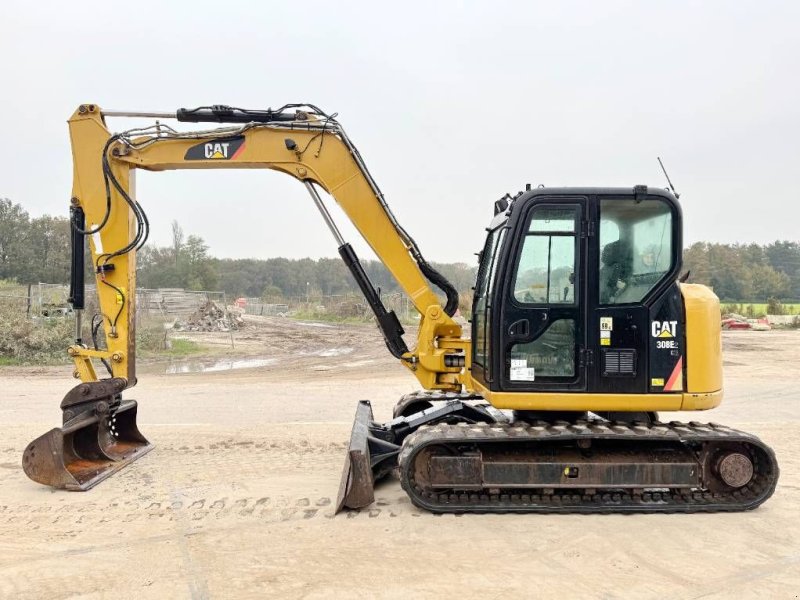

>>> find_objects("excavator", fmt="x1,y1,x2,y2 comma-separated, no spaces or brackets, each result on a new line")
23,103,778,513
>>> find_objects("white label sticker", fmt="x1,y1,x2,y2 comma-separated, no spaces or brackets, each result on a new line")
600,317,613,331
600,330,611,339
510,359,536,381
91,227,104,254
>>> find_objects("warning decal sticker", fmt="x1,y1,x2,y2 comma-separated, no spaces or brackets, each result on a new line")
510,359,536,381
663,357,684,392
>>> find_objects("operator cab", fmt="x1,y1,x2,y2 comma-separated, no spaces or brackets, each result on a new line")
471,186,683,396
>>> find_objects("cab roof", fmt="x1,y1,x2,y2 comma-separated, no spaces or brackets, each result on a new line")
488,185,678,229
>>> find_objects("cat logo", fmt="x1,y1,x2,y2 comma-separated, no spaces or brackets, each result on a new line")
205,142,231,159
184,136,246,161
651,320,678,338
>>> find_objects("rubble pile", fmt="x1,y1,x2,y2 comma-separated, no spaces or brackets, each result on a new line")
175,300,244,332
721,313,771,331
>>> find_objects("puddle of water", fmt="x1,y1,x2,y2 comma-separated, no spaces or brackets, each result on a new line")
305,347,354,358
165,345,357,374
296,347,354,358
343,359,376,368
166,357,278,374
296,321,334,328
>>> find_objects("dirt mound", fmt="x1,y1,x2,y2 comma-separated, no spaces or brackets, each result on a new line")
175,300,244,332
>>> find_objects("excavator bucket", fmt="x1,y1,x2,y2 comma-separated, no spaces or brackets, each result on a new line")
22,378,153,490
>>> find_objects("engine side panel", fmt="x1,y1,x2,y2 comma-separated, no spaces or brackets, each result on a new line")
681,283,723,395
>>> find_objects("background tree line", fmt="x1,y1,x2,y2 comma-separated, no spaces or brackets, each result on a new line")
2,198,799,303
683,241,800,301
0,199,477,301
0,198,71,284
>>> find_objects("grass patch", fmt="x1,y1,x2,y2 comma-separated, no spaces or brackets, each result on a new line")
136,322,205,359
0,301,206,365
164,338,202,356
291,309,370,325
291,307,419,326
0,302,73,365
722,302,800,318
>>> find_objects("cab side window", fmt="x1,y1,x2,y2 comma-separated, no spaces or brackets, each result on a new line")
599,199,673,304
508,205,579,381
512,207,578,305
472,230,497,367
473,227,505,370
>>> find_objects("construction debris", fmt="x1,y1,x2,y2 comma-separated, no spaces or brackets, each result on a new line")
721,313,771,331
174,300,244,332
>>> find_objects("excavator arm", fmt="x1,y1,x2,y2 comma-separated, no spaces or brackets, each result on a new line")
22,103,472,495
67,103,469,391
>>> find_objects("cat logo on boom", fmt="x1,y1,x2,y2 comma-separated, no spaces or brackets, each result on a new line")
184,136,246,161
205,142,230,159
651,320,678,338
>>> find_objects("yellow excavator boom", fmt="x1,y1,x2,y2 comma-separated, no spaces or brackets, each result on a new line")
66,103,468,393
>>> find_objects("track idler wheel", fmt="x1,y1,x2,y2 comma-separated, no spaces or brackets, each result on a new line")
709,447,755,489
717,452,754,488
22,378,154,491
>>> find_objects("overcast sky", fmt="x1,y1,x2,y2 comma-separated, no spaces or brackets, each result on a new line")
2,1,798,264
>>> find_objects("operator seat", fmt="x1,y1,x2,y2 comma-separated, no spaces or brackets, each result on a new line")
599,240,632,303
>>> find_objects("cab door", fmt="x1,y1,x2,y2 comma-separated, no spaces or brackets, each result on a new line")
499,199,587,391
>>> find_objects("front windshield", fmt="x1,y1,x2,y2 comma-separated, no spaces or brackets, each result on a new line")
599,199,673,304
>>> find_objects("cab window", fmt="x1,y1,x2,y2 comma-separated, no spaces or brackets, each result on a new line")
510,318,576,379
473,227,505,368
512,206,578,305
599,199,673,304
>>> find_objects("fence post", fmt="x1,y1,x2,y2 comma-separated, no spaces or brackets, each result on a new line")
223,292,235,349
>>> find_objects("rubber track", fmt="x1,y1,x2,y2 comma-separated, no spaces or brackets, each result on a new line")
398,420,779,514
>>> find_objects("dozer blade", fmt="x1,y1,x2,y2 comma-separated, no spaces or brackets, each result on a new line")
336,401,379,512
22,378,153,491
335,400,404,513
335,398,497,513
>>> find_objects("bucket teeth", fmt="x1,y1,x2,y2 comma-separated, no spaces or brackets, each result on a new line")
22,380,153,491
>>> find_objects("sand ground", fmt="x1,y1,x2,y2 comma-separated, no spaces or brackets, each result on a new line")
0,319,798,599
